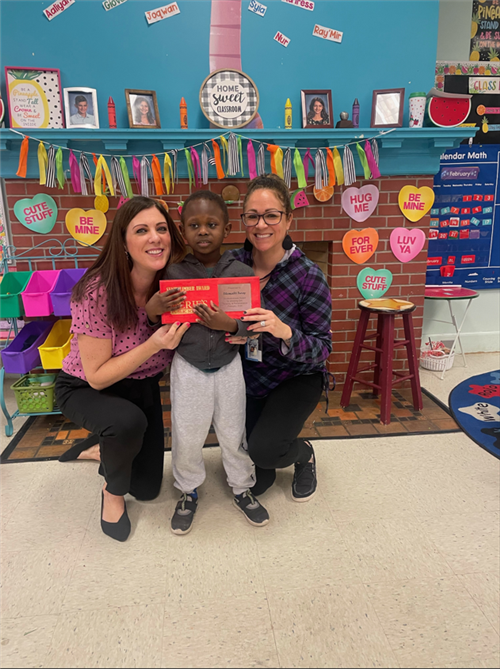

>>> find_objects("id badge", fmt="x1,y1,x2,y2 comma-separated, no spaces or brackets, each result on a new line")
245,337,262,362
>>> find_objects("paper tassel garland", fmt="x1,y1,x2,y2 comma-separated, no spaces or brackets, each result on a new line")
46,145,56,189
293,149,307,189
332,147,344,185
164,153,174,194
16,136,29,178
343,145,356,186
257,144,266,176
37,142,48,186
247,140,257,180
365,140,381,178
79,153,93,195
356,143,371,180
69,150,81,193
283,148,291,188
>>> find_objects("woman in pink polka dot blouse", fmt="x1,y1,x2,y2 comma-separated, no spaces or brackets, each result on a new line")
55,197,190,542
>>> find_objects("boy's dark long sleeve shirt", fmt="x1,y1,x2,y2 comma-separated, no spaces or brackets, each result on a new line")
163,251,256,371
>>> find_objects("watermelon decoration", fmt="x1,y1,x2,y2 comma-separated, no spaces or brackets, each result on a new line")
290,189,309,210
426,97,472,127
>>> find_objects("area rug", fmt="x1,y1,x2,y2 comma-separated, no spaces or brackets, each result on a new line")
1,379,459,463
449,369,500,460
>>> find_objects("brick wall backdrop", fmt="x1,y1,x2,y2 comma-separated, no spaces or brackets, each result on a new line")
5,175,432,389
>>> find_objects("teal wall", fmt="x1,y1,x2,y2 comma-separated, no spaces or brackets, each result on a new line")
1,0,439,129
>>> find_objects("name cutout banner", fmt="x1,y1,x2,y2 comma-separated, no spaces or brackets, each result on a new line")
357,267,393,299
398,186,435,223
65,208,107,246
390,227,426,262
342,228,379,264
13,194,58,234
341,185,379,223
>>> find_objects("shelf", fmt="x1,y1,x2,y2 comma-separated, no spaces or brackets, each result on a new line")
0,126,477,178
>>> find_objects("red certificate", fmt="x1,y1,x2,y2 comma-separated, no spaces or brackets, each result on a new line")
160,276,261,323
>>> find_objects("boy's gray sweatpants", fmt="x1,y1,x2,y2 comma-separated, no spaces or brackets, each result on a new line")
170,353,256,496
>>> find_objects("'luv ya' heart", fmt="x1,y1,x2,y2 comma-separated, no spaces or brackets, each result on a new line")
341,185,379,223
390,228,426,262
13,194,58,234
65,208,107,246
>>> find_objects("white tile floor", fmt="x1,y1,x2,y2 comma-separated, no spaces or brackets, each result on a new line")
1,353,499,668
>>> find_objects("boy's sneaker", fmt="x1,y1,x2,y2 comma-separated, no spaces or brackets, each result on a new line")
171,491,198,535
292,442,317,502
233,490,269,527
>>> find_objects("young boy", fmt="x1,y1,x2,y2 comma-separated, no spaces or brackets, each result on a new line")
146,191,269,535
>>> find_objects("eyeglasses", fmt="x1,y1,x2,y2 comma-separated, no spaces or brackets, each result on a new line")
240,210,285,227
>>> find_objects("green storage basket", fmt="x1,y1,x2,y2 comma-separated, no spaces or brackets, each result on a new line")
0,271,33,318
11,373,57,414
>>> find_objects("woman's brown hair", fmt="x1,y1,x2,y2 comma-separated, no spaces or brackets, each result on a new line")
72,197,186,332
243,173,292,217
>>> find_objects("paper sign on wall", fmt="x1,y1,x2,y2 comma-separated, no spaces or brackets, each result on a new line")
13,194,57,234
282,0,314,10
103,0,127,11
398,186,435,223
43,0,75,21
145,2,180,25
274,31,291,47
390,227,426,262
341,185,379,223
65,209,107,246
357,268,393,299
313,25,343,43
248,0,267,16
342,229,379,264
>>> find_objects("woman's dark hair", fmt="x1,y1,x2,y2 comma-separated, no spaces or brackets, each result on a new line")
243,174,292,217
307,96,329,123
72,196,186,332
134,96,154,125
181,190,229,225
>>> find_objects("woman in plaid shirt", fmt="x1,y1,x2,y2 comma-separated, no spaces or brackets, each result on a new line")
229,174,332,501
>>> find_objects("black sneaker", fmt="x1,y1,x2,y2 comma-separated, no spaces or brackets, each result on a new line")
171,492,198,535
292,442,317,502
233,490,269,527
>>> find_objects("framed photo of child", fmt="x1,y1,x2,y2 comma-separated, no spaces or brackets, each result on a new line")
64,87,99,129
301,89,333,129
125,89,161,129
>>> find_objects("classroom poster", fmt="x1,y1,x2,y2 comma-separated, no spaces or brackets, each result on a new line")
470,0,500,62
427,145,500,289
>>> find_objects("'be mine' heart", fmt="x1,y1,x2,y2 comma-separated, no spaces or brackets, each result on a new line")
13,194,58,234
357,267,393,299
65,208,107,246
390,227,426,262
341,185,379,223
398,186,435,223
342,228,379,264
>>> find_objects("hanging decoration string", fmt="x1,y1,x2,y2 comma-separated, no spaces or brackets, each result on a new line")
132,156,141,190
325,148,336,187
356,143,371,180
247,140,257,180
171,149,178,184
332,147,344,186
95,155,114,197
55,148,66,189
16,136,29,178
151,154,164,195
257,143,266,176
227,133,239,176
201,143,209,185
190,147,201,189
119,157,133,198
112,156,127,197
293,148,307,189
69,150,81,194
212,139,225,179
314,149,328,190
37,142,48,186
140,156,153,197
303,149,314,184
219,136,229,169
343,145,356,187
371,138,380,166
92,153,108,193
364,140,381,179
283,148,292,188
79,153,93,195
267,144,284,179
163,153,174,194
237,136,244,177
184,149,195,191
46,145,56,189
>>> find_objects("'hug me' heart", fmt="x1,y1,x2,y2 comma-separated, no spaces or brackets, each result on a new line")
341,185,379,223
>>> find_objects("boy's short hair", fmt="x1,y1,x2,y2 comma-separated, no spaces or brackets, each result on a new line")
181,190,229,225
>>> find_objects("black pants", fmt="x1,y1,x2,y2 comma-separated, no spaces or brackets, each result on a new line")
246,372,323,495
55,370,165,499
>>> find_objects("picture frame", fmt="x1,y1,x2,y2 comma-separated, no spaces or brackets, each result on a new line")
199,68,260,129
370,88,405,128
125,89,161,129
301,89,334,129
4,67,64,129
63,87,99,129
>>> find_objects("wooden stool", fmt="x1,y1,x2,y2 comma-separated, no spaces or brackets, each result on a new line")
340,298,423,425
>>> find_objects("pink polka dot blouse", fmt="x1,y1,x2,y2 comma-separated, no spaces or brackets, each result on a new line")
62,284,172,381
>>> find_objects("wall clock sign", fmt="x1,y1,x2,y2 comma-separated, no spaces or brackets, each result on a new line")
199,68,260,129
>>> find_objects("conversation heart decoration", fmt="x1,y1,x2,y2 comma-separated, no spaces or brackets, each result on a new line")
341,185,379,223
13,194,58,235
390,228,426,262
342,228,379,264
398,186,435,223
65,208,107,246
357,267,393,299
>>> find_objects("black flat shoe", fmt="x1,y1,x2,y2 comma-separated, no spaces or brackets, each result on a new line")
58,434,99,462
101,491,131,542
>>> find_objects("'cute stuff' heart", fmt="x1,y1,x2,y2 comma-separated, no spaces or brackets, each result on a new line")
342,228,379,264
13,194,58,234
390,227,426,262
356,267,393,299
398,186,435,223
341,185,379,223
65,208,107,246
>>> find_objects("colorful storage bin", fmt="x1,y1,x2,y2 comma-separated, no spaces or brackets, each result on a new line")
0,271,33,318
51,268,87,317
11,372,57,414
21,270,61,317
38,319,72,369
1,321,53,374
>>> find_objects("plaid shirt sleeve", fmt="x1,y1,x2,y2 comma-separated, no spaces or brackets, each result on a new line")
280,263,332,365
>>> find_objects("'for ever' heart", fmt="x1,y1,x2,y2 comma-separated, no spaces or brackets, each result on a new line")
341,185,379,223
342,228,379,264
390,227,426,262
13,194,58,234
357,267,393,299
65,208,107,246
398,185,435,223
